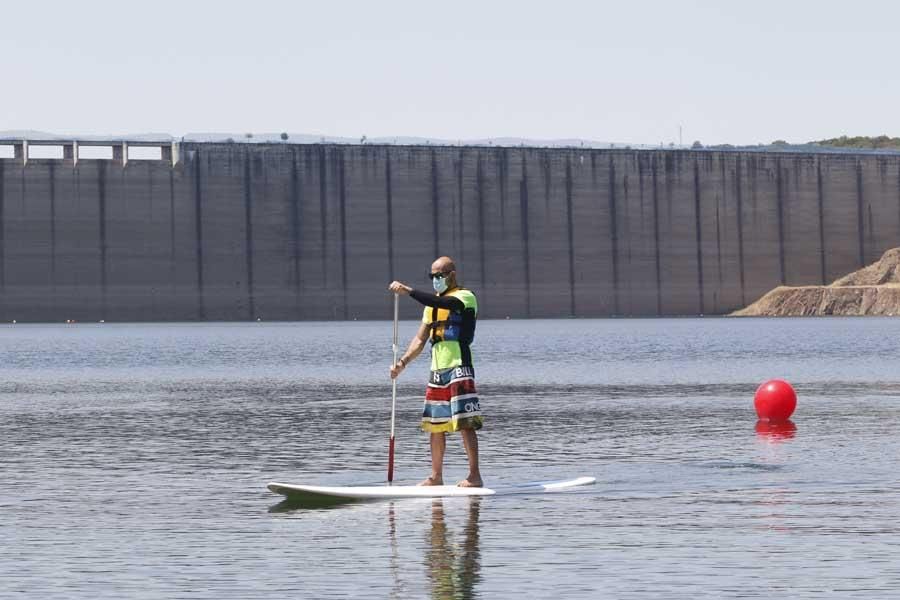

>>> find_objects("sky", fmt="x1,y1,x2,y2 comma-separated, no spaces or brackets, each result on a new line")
1,0,898,146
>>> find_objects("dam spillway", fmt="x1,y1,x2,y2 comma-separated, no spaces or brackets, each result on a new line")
1,140,899,322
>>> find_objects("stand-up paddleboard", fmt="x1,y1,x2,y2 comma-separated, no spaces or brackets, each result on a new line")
267,476,595,503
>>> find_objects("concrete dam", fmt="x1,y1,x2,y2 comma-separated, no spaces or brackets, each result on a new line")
1,140,899,322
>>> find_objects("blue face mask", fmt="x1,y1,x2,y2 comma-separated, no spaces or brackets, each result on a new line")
432,276,449,294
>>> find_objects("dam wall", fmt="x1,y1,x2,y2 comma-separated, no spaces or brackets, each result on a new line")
1,141,899,321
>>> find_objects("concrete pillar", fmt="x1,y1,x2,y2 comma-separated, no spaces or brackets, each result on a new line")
64,141,79,165
113,142,128,166
13,141,27,166
161,142,180,166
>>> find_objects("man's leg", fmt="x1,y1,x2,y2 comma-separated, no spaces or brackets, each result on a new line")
458,428,483,487
420,432,446,485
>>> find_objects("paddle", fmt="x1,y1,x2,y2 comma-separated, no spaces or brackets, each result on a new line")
388,293,399,483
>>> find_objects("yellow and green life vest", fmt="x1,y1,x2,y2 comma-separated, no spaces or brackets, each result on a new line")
421,288,478,371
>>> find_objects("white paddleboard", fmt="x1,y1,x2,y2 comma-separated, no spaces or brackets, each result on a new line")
267,476,595,501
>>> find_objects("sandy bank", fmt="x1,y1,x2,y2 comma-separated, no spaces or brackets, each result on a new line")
732,248,900,316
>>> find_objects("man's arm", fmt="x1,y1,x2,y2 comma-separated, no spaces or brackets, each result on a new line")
388,281,465,312
390,321,430,380
408,289,465,311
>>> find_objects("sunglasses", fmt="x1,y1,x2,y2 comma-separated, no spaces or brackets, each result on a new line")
428,271,452,280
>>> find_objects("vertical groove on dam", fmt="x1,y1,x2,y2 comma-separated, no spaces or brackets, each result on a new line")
49,161,57,309
775,160,786,285
734,157,746,306
816,159,827,284
475,155,486,306
20,167,27,313
564,156,575,317
168,169,176,300
3,143,900,321
431,151,440,257
98,161,108,319
338,152,348,320
242,153,256,319
868,204,874,260
290,149,302,311
519,156,531,318
856,160,865,268
693,160,705,314
0,160,5,293
318,147,328,286
193,150,205,320
608,155,620,315
715,203,723,296
715,161,724,306
385,153,395,281
497,149,507,224
542,154,551,214
651,157,662,314
456,150,464,267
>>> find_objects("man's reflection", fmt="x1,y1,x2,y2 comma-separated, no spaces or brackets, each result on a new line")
425,497,482,600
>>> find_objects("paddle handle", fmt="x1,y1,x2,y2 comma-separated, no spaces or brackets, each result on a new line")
388,293,399,483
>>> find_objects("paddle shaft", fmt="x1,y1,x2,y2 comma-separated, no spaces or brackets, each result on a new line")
388,293,399,483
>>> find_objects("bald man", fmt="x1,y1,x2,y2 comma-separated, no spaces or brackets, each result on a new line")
388,256,483,487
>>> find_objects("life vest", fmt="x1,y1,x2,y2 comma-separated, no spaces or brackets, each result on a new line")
428,288,477,346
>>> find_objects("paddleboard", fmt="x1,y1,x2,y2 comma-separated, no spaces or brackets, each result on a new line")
267,476,595,501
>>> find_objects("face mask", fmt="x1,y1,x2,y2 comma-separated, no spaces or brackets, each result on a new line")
432,276,449,294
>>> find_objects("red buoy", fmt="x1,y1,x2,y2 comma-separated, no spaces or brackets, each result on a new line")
754,379,797,421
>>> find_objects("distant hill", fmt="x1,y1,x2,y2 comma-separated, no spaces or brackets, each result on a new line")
811,135,900,150
701,136,900,155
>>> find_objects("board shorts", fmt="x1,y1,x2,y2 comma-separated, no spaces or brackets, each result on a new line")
421,365,484,433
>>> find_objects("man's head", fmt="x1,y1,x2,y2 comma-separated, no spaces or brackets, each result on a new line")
429,256,457,292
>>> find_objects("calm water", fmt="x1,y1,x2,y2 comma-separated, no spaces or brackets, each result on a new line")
2,318,900,598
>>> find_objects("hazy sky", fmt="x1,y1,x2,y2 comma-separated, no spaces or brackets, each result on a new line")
2,0,897,145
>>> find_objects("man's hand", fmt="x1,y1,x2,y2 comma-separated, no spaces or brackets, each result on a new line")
390,361,405,379
389,281,412,295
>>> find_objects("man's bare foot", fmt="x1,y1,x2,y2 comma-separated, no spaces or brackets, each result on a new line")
456,477,483,488
418,476,443,486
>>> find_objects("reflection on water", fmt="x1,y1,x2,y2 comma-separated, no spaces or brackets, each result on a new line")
268,493,356,512
425,498,481,600
388,503,407,600
755,419,798,441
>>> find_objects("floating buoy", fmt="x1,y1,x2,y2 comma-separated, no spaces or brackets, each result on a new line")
754,379,797,421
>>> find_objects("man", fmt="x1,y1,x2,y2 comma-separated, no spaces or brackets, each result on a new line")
388,256,483,487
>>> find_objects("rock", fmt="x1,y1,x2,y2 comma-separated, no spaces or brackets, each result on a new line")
732,248,900,316
831,248,900,287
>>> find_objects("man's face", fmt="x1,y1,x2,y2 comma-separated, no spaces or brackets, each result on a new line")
430,261,455,287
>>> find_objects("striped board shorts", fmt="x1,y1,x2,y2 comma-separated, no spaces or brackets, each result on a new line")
422,365,484,433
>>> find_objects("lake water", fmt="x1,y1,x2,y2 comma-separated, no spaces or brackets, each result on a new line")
2,318,900,598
